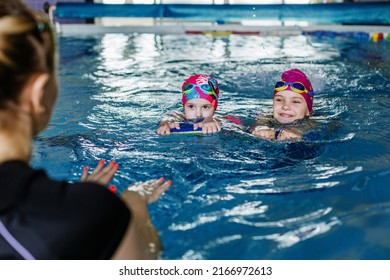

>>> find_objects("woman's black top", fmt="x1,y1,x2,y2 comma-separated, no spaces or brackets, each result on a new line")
0,161,130,260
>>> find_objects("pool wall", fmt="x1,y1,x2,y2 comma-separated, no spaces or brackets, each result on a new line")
54,2,390,25
52,2,390,40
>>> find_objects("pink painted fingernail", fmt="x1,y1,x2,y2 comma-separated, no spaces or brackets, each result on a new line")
98,159,105,165
83,166,89,172
166,180,172,185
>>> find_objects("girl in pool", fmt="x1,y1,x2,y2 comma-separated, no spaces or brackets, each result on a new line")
156,74,222,135
250,68,316,141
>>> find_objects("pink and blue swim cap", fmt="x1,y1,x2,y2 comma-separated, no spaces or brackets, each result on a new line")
182,74,220,110
274,69,314,113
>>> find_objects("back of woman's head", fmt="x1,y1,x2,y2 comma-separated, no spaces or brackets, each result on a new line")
0,0,56,109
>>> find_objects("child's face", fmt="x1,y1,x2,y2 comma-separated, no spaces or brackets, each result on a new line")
273,90,310,124
184,98,215,120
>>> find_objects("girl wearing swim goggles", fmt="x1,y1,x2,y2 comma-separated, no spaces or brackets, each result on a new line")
156,74,222,135
251,69,315,141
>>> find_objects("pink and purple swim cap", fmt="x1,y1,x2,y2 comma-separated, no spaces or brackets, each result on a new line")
182,74,219,110
274,69,315,113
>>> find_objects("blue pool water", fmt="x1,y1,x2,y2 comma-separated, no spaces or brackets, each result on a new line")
32,32,390,259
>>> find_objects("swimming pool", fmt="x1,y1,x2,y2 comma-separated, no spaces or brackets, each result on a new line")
32,32,390,259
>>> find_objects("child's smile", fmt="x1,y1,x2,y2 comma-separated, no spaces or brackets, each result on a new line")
273,90,310,124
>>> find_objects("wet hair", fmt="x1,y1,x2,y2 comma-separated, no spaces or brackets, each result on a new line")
0,0,56,109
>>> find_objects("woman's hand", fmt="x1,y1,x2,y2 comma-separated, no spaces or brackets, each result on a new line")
156,121,179,135
125,177,172,204
194,116,221,134
113,177,172,260
80,160,119,186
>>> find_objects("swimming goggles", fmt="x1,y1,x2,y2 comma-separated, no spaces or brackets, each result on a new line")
274,81,314,97
183,82,218,99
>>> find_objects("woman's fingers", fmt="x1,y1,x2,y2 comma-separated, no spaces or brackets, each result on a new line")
89,159,106,176
82,161,171,200
127,177,172,204
80,166,89,182
93,162,119,185
81,160,119,186
148,179,172,204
